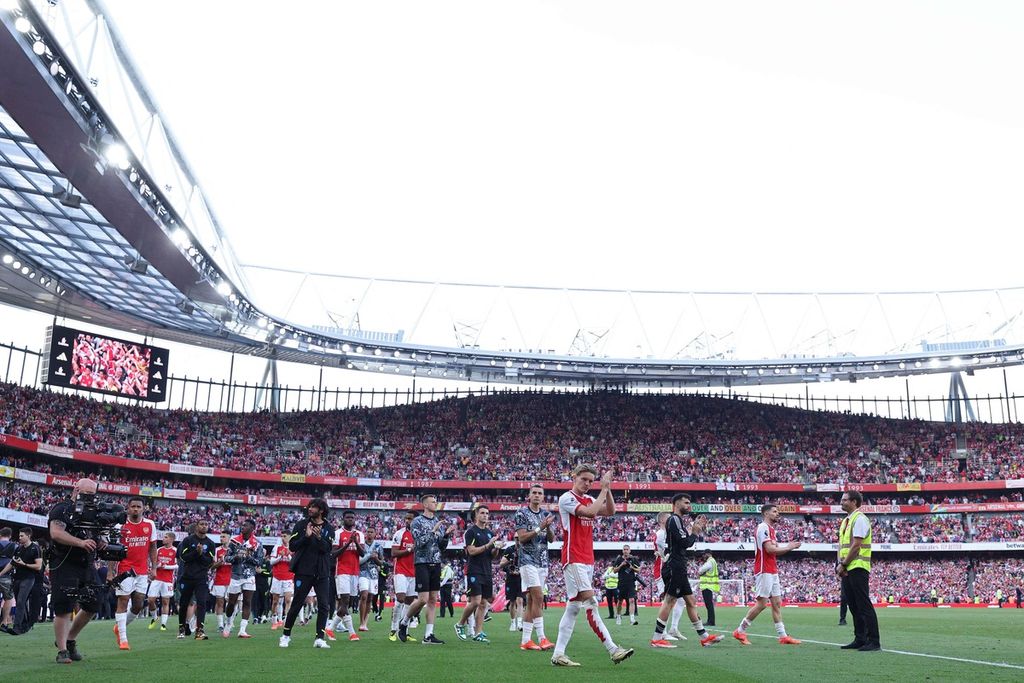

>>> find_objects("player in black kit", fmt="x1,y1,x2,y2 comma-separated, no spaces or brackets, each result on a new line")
650,494,723,648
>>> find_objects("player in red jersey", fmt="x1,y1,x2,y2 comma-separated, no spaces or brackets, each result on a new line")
112,497,158,650
389,511,417,642
550,464,634,667
211,533,232,632
269,530,294,630
328,510,363,642
147,532,177,632
733,503,802,646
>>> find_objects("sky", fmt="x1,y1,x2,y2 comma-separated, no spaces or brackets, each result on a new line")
98,0,1024,296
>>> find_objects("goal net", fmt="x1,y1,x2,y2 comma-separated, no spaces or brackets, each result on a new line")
688,578,746,605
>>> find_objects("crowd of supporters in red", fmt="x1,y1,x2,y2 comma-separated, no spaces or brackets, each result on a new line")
4,383,1024,483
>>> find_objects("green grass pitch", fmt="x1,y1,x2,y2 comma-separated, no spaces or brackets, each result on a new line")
2,607,1022,682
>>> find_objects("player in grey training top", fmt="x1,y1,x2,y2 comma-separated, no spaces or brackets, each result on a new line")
514,483,557,650
357,528,385,631
398,494,456,644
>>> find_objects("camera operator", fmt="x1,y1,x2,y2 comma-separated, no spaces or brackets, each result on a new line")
48,478,105,664
0,527,42,635
279,498,335,649
176,520,217,640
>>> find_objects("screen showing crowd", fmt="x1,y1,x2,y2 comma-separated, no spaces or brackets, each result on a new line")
70,333,151,397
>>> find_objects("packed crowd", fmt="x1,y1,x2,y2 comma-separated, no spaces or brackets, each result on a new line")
4,383,1024,484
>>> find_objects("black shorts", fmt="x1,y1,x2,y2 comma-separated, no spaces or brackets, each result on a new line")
414,563,441,593
50,562,101,614
466,574,493,600
505,574,522,600
618,582,637,600
662,564,692,598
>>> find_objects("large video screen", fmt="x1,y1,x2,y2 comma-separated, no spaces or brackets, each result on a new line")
43,325,169,402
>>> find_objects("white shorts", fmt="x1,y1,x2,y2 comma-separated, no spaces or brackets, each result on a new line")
335,574,359,597
754,573,782,599
358,577,373,593
115,573,150,597
270,578,294,596
394,574,416,597
212,584,229,599
520,565,548,591
147,580,174,599
228,577,256,595
562,563,595,601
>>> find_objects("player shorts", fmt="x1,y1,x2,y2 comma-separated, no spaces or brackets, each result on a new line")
562,563,595,601
335,573,359,597
270,578,294,595
115,572,150,597
661,564,692,598
147,579,174,599
618,582,637,599
656,578,665,597
414,563,441,593
394,573,416,596
505,574,523,600
358,576,373,593
520,565,548,591
228,576,256,595
754,573,782,599
211,583,229,599
466,574,494,600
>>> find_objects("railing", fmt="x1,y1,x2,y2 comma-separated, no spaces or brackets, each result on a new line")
2,339,1020,421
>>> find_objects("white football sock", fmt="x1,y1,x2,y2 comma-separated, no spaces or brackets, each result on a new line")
582,598,617,653
534,617,546,640
669,601,684,631
553,601,581,657
521,619,534,645
115,612,128,644
775,621,787,637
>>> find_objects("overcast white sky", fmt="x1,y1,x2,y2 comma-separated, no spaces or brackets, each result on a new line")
101,0,1024,295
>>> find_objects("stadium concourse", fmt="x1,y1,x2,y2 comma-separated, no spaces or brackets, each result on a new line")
1,382,1023,615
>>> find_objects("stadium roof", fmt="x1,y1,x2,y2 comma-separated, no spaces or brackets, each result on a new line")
2,0,1024,388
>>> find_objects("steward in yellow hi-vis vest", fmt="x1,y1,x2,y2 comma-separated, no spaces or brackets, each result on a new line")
698,551,719,626
836,490,880,651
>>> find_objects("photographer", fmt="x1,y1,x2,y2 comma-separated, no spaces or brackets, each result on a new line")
48,478,105,664
176,520,217,640
0,527,42,635
279,498,335,649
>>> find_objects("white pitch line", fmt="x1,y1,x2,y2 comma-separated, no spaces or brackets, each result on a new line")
708,629,1024,671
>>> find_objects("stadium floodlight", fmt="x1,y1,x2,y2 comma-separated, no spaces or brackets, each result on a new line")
216,280,231,297
898,362,906,369
171,228,190,248
555,363,562,370
98,135,130,170
1,0,20,12
951,357,963,367
929,358,941,368
14,17,30,33
32,40,45,55
373,348,381,356
11,260,21,270
393,350,401,358
341,343,351,353
256,318,267,328
1,254,11,265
